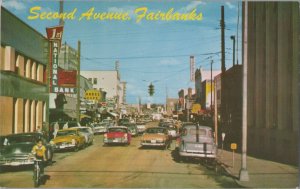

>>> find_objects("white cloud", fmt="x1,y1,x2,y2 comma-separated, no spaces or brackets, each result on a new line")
179,1,206,13
107,6,137,19
225,2,235,9
2,0,26,11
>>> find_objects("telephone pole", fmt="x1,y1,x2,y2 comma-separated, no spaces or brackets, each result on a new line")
76,41,81,122
220,6,226,129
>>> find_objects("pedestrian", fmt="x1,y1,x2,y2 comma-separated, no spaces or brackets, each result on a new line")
53,122,59,138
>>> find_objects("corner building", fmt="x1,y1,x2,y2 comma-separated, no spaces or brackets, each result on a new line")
0,7,49,135
244,2,299,164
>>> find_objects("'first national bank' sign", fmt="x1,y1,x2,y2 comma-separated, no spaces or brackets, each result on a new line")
46,26,77,94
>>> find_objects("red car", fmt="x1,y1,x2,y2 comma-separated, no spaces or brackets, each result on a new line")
103,126,131,145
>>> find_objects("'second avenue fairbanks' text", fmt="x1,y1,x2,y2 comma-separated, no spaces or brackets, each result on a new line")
28,6,203,23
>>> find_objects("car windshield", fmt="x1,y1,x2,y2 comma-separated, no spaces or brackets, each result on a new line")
57,130,77,136
146,128,166,134
108,128,127,133
4,135,37,144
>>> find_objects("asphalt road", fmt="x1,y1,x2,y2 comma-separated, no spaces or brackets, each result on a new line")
0,122,239,188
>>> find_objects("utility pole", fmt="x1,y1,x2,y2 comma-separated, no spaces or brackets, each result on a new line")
220,6,226,130
239,1,249,181
59,0,64,26
236,1,240,65
64,41,67,69
231,35,236,66
210,59,213,111
76,41,81,122
214,80,218,146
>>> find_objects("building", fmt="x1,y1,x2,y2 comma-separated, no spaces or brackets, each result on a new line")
166,98,178,116
195,69,221,105
195,68,202,103
244,2,299,164
200,80,215,110
0,7,49,135
219,65,243,148
80,70,125,107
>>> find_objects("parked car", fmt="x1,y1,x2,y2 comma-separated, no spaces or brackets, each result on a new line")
93,122,109,134
140,127,171,149
136,122,146,134
74,127,94,146
178,124,217,160
123,123,138,137
0,132,54,166
51,128,86,151
103,126,131,145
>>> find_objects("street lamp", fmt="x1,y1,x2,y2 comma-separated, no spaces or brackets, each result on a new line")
230,35,236,67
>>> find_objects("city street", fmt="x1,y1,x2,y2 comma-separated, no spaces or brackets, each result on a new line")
0,123,238,188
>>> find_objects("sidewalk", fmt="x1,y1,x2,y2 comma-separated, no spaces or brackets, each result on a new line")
217,149,299,188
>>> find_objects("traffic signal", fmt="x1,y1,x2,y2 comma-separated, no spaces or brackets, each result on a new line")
148,83,154,96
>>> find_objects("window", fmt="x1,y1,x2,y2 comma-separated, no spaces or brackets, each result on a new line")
93,78,97,85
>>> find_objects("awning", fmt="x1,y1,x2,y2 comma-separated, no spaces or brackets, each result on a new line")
108,112,118,117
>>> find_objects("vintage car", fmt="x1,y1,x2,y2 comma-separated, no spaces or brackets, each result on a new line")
140,127,171,149
136,122,146,134
178,124,217,159
0,132,54,166
123,123,138,137
51,128,86,151
103,126,131,145
93,122,109,134
73,127,94,146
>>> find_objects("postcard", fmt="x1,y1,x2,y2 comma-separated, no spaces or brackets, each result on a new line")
0,0,299,188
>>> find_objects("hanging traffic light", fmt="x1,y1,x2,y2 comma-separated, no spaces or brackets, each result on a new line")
148,83,154,96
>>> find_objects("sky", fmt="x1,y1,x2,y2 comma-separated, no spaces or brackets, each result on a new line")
2,0,242,104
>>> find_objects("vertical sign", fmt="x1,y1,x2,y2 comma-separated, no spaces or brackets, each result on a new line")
190,55,195,81
52,41,59,92
46,26,76,94
46,26,64,93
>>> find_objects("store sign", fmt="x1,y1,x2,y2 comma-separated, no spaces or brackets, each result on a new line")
47,25,76,94
46,26,64,41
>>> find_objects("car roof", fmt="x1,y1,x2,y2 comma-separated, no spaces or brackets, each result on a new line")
109,126,128,129
183,125,212,130
57,128,79,131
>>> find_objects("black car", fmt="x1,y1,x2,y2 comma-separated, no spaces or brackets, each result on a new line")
0,132,54,167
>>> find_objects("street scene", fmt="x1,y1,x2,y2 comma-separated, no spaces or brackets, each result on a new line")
0,0,299,188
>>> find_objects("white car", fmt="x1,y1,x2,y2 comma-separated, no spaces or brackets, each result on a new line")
168,127,178,139
73,127,94,146
136,122,146,134
93,123,109,134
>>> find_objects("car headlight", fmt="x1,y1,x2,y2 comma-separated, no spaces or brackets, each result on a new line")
71,139,76,145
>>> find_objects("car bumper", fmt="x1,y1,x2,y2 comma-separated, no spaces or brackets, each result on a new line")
141,142,166,146
179,151,216,158
54,144,76,150
104,138,128,144
0,159,34,166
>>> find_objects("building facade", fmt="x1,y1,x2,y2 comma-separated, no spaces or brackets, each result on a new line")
1,7,49,135
80,70,125,106
244,2,299,164
200,80,215,110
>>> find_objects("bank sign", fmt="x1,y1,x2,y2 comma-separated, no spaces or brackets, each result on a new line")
46,26,77,94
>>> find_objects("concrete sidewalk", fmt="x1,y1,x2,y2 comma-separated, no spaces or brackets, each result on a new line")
216,149,299,188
